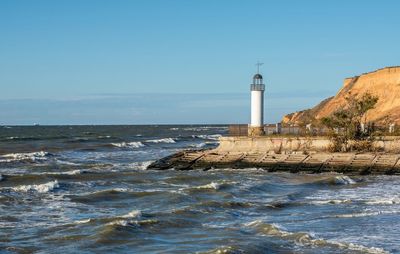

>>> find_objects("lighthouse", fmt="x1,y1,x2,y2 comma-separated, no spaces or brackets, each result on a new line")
249,63,265,136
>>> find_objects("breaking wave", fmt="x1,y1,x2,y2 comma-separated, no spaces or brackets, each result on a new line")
308,199,352,205
192,134,222,140
192,182,221,190
111,142,145,148
127,161,154,170
0,151,51,163
365,197,400,205
11,180,59,193
334,210,398,218
334,175,356,185
245,220,388,254
145,138,176,143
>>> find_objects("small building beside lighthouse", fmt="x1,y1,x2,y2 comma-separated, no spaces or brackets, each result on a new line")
248,68,265,136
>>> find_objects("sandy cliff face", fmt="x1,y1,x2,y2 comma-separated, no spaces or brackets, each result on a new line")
283,66,400,124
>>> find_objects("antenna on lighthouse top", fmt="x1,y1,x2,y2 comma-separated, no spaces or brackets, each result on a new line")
256,61,264,74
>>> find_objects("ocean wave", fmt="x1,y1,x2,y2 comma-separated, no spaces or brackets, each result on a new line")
192,134,222,140
69,188,164,203
245,220,388,254
145,138,176,144
334,176,356,185
365,198,400,205
97,135,112,139
120,209,142,219
47,169,83,175
0,151,51,163
185,181,235,192
11,180,59,193
105,218,158,227
74,218,92,224
189,142,206,148
193,182,221,190
308,199,352,205
127,161,154,170
183,126,227,131
201,246,244,254
334,210,398,218
111,141,144,148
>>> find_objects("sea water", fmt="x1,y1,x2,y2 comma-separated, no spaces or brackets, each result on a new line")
0,125,399,253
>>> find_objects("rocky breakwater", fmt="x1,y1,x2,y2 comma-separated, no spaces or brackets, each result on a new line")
283,66,400,124
147,136,400,175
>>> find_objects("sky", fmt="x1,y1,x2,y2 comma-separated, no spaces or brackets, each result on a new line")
1,0,400,125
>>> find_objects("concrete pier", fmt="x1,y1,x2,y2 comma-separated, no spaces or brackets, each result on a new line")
147,136,400,174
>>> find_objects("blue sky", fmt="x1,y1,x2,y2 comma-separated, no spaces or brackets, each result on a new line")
1,0,399,124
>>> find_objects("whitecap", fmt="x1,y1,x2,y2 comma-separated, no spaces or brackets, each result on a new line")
121,209,142,219
365,198,400,205
111,142,144,148
74,218,91,224
128,161,154,170
12,180,59,193
334,210,398,218
190,142,206,148
97,135,111,139
334,175,356,185
0,151,50,163
309,199,352,205
193,134,222,140
107,219,129,227
245,220,388,254
145,138,176,144
63,169,83,175
194,182,220,190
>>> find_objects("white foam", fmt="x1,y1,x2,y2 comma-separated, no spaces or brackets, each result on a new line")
146,138,176,144
0,151,50,163
74,218,91,224
12,180,59,193
98,135,111,139
63,169,83,175
334,175,356,185
193,134,222,140
194,182,220,190
310,199,352,205
111,142,144,148
335,210,398,218
121,209,142,219
365,197,400,205
245,220,388,254
128,161,154,170
327,240,389,254
190,142,206,148
107,219,129,226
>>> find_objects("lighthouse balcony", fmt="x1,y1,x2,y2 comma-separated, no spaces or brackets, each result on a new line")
251,84,265,91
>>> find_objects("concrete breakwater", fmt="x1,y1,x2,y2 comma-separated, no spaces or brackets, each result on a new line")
148,136,400,174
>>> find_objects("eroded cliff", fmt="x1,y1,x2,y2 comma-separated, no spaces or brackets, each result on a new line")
283,66,400,124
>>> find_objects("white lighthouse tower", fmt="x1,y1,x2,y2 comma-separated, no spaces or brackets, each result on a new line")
249,62,265,136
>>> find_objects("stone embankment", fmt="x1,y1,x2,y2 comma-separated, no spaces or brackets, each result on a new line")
148,136,400,174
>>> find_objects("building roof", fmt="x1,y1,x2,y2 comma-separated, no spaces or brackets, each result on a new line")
253,73,263,79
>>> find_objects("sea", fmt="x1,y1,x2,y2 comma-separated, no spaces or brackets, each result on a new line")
0,125,399,254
